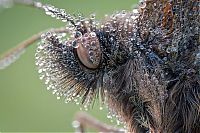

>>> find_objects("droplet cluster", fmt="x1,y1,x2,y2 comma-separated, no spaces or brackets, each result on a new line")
35,0,199,131
43,4,75,23
35,29,111,112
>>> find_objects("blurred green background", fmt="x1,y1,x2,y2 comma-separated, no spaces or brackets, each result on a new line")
0,0,138,132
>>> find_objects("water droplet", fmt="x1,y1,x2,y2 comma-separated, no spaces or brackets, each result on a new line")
90,14,96,20
116,120,121,125
51,14,56,18
99,106,103,110
107,114,112,119
60,16,67,22
72,120,80,129
74,31,82,38
140,2,146,9
90,32,96,38
52,90,57,95
72,41,79,48
89,56,94,62
83,105,88,111
67,24,75,31
65,100,69,103
45,11,52,16
39,75,44,80
88,51,94,56
38,45,44,50
38,69,43,73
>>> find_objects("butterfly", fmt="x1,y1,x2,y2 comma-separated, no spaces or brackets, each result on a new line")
0,0,199,132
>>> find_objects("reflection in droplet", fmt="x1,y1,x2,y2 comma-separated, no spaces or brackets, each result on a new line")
72,41,79,48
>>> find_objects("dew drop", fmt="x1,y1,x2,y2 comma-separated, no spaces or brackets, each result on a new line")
107,114,112,119
34,2,42,8
67,24,75,31
140,2,146,9
72,41,79,48
88,51,94,56
74,31,82,38
51,14,56,18
72,93,76,97
45,11,52,16
90,32,96,38
116,120,121,125
52,90,57,95
61,19,67,22
65,100,69,103
67,98,72,102
90,14,96,20
38,69,43,73
89,56,94,62
99,106,103,110
72,121,80,129
61,33,67,37
39,75,44,80
47,87,50,90
123,125,127,129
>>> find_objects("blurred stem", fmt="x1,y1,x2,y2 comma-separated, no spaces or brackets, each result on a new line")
1,27,67,57
74,112,125,133
0,27,68,69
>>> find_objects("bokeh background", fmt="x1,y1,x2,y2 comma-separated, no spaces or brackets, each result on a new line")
0,0,138,132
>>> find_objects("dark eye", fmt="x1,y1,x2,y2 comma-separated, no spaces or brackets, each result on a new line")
76,32,101,69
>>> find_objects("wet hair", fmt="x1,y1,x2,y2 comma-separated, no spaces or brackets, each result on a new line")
35,0,200,132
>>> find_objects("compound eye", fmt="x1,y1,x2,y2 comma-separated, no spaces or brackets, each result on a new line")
76,32,101,69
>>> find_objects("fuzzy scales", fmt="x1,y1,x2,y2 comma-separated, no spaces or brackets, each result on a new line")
35,0,199,132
